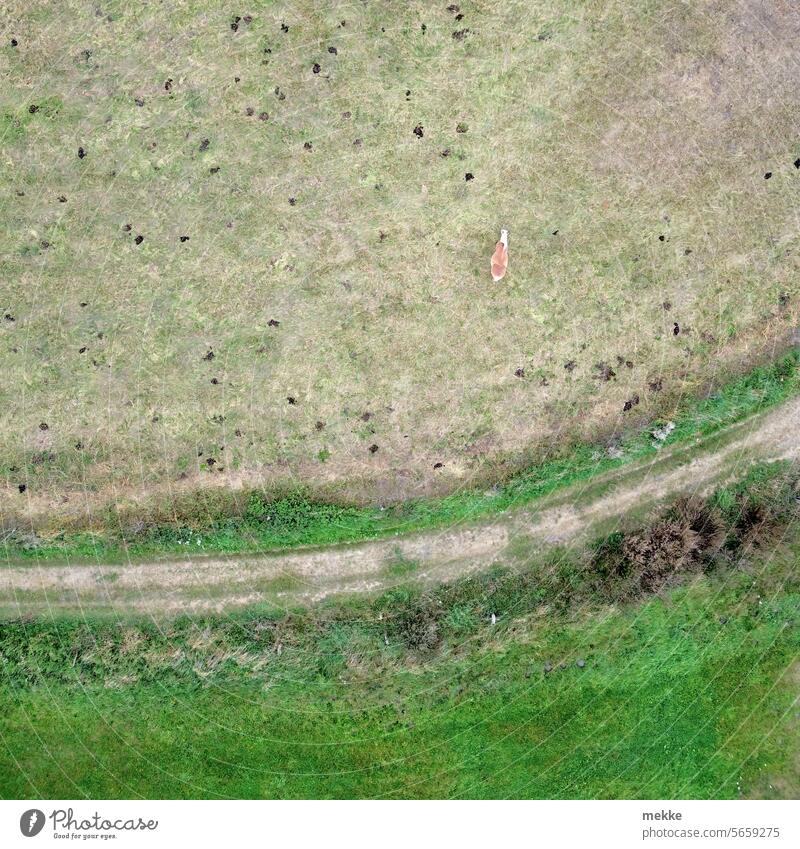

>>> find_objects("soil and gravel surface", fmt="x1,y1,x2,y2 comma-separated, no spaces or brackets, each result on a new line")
3,394,798,616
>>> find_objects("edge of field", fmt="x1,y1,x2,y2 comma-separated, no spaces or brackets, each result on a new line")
2,344,798,565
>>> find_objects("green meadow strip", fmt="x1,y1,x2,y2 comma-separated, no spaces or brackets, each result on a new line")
4,351,799,563
2,508,799,797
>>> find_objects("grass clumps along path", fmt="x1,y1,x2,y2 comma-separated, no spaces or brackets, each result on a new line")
3,349,799,562
1,462,798,798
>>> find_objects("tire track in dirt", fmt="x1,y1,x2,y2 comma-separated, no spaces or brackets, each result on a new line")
2,396,799,615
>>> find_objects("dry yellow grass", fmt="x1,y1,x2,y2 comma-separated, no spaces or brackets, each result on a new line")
1,0,798,521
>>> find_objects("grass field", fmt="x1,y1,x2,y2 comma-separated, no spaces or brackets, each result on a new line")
2,1,800,805
2,466,798,798
2,349,798,562
2,0,799,528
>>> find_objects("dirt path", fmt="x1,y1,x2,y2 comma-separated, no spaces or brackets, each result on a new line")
2,396,799,616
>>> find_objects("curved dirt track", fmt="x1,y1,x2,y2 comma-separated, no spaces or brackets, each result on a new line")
2,395,799,616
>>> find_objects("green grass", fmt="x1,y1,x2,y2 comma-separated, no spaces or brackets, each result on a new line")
2,514,798,798
2,0,799,523
4,350,798,562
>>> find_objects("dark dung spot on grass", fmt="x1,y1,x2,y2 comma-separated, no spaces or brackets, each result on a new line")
245,106,254,116
123,224,131,232
77,147,86,158
10,38,18,46
455,13,464,21
210,378,219,385
209,166,220,173
18,483,25,493
39,422,49,431
433,462,443,469
353,138,362,146
764,171,772,179
57,195,67,202
134,98,144,107
514,367,525,378
440,148,451,157
328,46,338,55
594,362,616,382
134,235,144,245
78,346,87,354
673,322,680,335
312,63,321,74
662,301,671,311
456,122,468,133
465,172,474,181
199,138,210,151
623,395,640,411
315,420,325,431
180,235,190,242
303,141,313,150
658,234,665,242
413,124,424,138
287,396,297,405
452,29,470,40
794,158,800,169
564,360,577,372
28,104,38,114
360,412,372,421
288,197,296,205
164,79,173,91
268,318,280,327
778,292,790,308
258,112,268,121
281,23,289,33
231,16,241,32
369,444,379,453
202,348,214,361
4,313,15,322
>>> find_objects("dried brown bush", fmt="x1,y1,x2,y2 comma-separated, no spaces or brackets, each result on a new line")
622,497,725,592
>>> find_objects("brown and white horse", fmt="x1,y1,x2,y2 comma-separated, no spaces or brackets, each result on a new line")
491,229,509,281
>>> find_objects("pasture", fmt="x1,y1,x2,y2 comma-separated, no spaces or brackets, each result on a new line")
2,1,798,527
